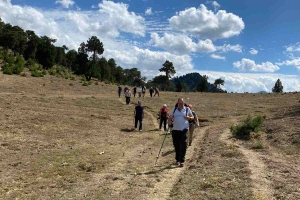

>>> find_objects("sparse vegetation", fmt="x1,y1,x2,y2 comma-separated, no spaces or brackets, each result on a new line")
230,116,264,140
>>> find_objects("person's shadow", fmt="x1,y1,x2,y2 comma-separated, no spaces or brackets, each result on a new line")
161,150,175,157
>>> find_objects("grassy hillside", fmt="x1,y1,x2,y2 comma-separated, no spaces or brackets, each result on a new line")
0,72,299,199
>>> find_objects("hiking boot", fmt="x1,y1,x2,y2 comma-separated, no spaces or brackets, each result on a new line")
179,163,184,167
173,161,180,166
139,130,142,132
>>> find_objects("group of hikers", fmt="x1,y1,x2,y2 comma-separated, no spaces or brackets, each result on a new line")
137,99,199,167
118,85,160,104
118,85,199,167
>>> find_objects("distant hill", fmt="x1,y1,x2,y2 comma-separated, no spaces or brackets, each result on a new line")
172,72,225,92
258,91,268,94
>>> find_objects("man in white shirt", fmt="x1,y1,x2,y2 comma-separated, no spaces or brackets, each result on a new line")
168,98,194,167
138,86,142,98
125,89,131,104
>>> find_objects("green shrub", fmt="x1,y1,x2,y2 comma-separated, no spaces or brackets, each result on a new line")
80,76,87,82
13,62,24,74
2,62,24,75
31,70,44,77
25,58,35,68
252,141,264,149
82,82,88,86
104,80,110,84
42,69,47,75
28,65,37,72
49,68,57,75
70,76,76,81
230,115,264,140
2,63,13,75
95,81,99,85
88,81,92,85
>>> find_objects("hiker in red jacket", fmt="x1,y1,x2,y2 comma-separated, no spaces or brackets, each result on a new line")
158,104,169,131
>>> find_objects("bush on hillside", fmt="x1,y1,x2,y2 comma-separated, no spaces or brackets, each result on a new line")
230,116,264,140
31,70,44,77
2,55,25,75
2,63,13,75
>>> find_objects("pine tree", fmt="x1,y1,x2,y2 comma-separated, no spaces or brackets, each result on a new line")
272,79,283,93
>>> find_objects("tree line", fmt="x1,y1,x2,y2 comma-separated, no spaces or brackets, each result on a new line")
0,18,285,93
0,18,146,85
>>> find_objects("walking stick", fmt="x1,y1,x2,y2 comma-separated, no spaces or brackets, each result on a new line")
155,127,170,166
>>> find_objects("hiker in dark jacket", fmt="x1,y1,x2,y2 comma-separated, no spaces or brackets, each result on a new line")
149,87,154,97
134,100,144,132
133,86,137,97
118,85,122,98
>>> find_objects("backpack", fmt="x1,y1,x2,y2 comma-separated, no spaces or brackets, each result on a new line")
160,107,168,117
188,111,196,124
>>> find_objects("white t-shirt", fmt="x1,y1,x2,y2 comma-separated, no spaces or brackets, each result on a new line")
170,106,192,131
138,88,142,93
125,90,131,97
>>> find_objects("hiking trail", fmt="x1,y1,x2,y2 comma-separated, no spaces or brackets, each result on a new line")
220,127,274,200
146,127,209,200
118,98,159,128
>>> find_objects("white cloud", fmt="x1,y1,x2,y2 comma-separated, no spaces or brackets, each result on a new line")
104,46,194,78
233,58,280,72
145,8,152,15
249,48,258,55
216,44,242,53
186,70,300,93
212,1,220,11
150,32,216,54
97,0,145,37
91,5,97,9
285,42,300,52
169,4,245,40
0,0,146,46
211,54,225,60
276,58,300,70
55,0,75,9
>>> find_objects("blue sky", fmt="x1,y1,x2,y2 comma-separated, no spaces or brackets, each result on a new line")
0,0,299,92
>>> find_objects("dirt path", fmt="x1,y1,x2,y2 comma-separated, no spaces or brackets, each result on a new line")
220,128,274,200
146,127,209,200
119,97,210,199
118,98,159,128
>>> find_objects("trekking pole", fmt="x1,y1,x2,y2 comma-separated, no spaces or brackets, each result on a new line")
155,127,170,166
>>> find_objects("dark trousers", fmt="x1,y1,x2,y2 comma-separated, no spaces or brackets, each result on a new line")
118,91,121,97
159,116,167,131
172,129,188,163
133,92,136,97
150,92,153,97
126,97,130,104
135,117,143,130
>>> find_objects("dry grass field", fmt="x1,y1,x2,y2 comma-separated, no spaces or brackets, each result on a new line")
0,72,299,200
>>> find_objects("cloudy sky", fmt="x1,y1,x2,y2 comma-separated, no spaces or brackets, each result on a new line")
0,0,299,92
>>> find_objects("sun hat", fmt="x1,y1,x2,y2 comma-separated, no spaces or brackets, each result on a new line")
163,104,167,107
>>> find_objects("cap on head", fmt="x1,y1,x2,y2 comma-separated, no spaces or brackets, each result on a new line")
163,104,167,107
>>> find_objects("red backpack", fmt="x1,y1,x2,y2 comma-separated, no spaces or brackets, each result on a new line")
160,108,168,117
